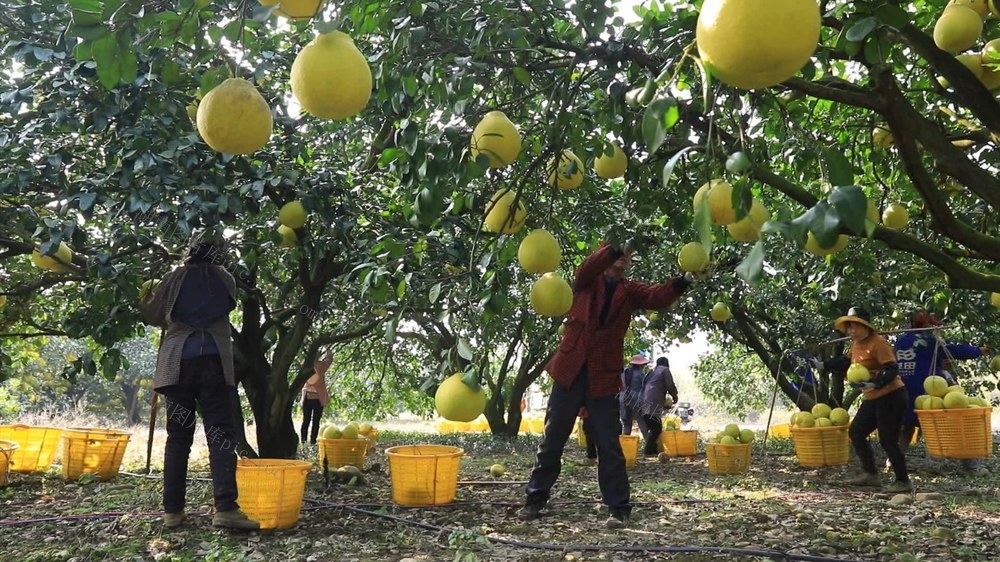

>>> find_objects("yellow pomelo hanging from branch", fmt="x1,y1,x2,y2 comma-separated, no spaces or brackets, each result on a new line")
291,31,372,120
594,143,628,179
726,199,770,242
278,200,307,229
934,5,984,53
548,150,585,190
31,242,73,272
518,229,561,274
196,78,273,155
258,0,325,19
435,373,487,423
483,189,527,234
530,273,573,317
470,111,521,168
696,0,821,89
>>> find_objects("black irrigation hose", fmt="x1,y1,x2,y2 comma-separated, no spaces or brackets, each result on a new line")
308,499,870,562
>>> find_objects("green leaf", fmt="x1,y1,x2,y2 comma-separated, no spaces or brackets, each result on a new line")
457,338,473,361
874,4,910,28
692,55,713,112
846,17,877,42
78,192,97,211
461,370,481,391
662,146,695,187
428,282,442,304
383,317,397,344
694,194,713,254
117,32,137,84
807,201,842,249
736,239,765,286
822,147,854,186
828,184,869,236
91,33,120,89
642,97,679,155
512,67,531,86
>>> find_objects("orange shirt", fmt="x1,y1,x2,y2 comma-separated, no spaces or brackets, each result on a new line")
849,332,903,400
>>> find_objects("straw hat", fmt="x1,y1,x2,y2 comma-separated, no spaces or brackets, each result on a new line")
630,354,651,365
834,306,876,333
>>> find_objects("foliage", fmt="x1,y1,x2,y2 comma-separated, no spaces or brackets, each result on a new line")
2,0,1000,451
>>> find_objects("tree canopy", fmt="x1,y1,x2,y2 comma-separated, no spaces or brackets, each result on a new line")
2,0,999,456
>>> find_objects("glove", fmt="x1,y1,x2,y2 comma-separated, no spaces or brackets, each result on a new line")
808,357,824,371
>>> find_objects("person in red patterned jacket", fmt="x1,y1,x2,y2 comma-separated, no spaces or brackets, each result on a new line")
518,241,703,529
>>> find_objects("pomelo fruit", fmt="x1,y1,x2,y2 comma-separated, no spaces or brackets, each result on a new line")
530,273,573,317
470,111,521,167
435,373,487,422
517,229,561,274
196,78,272,154
291,31,372,120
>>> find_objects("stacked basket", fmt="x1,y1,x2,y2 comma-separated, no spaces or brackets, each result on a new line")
790,425,850,467
660,430,698,457
705,442,751,475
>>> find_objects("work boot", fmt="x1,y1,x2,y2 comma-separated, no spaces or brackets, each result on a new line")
847,471,881,487
162,512,185,529
517,502,544,521
606,511,629,529
212,509,260,531
884,480,913,493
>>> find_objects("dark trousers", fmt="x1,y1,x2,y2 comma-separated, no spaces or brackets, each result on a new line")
301,398,323,444
849,387,909,482
525,369,630,515
160,355,240,514
642,414,662,455
583,419,597,459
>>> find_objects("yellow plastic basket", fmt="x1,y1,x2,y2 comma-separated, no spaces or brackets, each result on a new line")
528,418,544,434
916,407,993,459
619,434,640,468
705,443,752,475
436,420,456,434
660,430,698,457
317,438,367,469
0,440,18,486
790,425,850,467
768,423,791,439
576,418,587,448
0,425,62,473
386,445,464,506
60,428,130,481
236,459,312,530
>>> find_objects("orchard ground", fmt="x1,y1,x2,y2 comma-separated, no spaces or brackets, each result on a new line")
1,406,998,562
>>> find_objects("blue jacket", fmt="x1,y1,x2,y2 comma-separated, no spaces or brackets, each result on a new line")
894,330,980,424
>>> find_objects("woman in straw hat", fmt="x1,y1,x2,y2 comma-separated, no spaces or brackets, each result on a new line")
833,307,912,492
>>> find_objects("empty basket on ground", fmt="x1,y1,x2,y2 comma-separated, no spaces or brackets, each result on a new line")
317,437,367,469
528,418,544,434
916,407,993,459
619,434,640,468
576,419,587,448
386,445,464,506
61,428,131,481
790,425,850,467
768,423,791,439
0,425,62,473
436,420,456,434
236,459,312,530
660,430,698,457
0,440,17,486
705,443,752,475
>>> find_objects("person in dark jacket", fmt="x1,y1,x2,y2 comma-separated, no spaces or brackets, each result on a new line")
141,229,258,530
640,357,678,456
895,309,992,474
518,242,703,529
619,355,650,436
